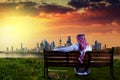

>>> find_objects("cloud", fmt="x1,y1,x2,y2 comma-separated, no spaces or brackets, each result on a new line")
68,0,90,9
106,0,120,4
37,3,75,14
88,4,120,19
90,0,102,2
68,0,120,9
0,2,75,16
47,7,120,34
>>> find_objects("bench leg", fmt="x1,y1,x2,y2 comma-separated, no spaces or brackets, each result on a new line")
44,67,46,77
46,66,49,77
44,66,49,77
110,66,114,80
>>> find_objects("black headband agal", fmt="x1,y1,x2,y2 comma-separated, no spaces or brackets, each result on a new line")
77,34,85,36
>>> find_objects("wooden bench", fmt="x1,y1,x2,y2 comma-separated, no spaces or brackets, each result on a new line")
44,48,114,79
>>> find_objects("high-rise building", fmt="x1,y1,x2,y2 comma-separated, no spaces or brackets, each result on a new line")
11,46,13,52
21,42,23,51
36,42,40,52
6,47,9,51
37,43,39,48
40,41,44,51
65,36,72,47
93,40,102,50
103,44,107,50
59,35,62,46
42,40,50,50
50,41,55,50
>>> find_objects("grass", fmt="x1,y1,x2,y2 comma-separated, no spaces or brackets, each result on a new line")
0,58,120,80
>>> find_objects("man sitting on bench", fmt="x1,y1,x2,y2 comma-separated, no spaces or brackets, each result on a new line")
54,34,92,75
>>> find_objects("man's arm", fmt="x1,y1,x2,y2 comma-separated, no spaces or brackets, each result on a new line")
54,44,78,52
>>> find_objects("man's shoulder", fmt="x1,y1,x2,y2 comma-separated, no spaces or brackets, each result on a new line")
87,45,91,47
86,45,92,51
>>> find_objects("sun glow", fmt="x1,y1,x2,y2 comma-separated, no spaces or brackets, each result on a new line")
0,15,51,50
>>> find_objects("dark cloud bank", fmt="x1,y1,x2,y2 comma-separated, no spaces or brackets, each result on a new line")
0,0,120,15
0,1,75,16
0,0,120,25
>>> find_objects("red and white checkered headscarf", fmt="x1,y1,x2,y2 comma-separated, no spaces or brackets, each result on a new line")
76,34,88,50
76,34,89,63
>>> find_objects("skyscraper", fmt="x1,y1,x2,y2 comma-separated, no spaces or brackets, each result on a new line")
21,42,23,51
6,47,9,51
40,41,44,51
50,41,55,50
36,42,40,52
11,46,13,52
42,40,50,50
65,36,72,47
59,35,62,46
93,40,102,50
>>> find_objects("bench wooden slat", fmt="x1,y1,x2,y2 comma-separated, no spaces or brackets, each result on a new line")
91,54,111,57
45,54,67,57
46,61,88,65
47,63,68,66
47,63,78,67
91,62,111,66
45,57,67,60
91,57,111,61
88,51,108,53
47,62,88,67
45,58,89,62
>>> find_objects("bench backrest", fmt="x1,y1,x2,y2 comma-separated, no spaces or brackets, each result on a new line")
44,49,113,67
86,50,113,67
44,51,90,67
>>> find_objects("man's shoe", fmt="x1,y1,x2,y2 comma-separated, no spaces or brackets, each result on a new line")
74,67,86,76
83,68,90,75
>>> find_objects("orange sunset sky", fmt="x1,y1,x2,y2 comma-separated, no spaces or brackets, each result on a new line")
0,0,120,51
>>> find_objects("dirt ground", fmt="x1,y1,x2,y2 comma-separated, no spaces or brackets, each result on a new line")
114,54,120,59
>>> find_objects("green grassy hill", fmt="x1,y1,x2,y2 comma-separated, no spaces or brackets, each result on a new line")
0,58,119,80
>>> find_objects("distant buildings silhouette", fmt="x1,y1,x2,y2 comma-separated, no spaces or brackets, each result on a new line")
5,36,112,52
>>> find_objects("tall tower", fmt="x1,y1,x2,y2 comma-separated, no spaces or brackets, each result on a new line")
50,41,55,50
94,40,102,50
42,40,49,50
11,46,13,52
59,35,62,46
36,42,40,52
6,47,9,51
37,42,39,48
104,44,107,49
65,36,72,47
94,40,97,50
21,42,23,51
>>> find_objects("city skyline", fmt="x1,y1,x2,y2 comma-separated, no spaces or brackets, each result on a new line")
3,37,109,52
0,0,120,50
